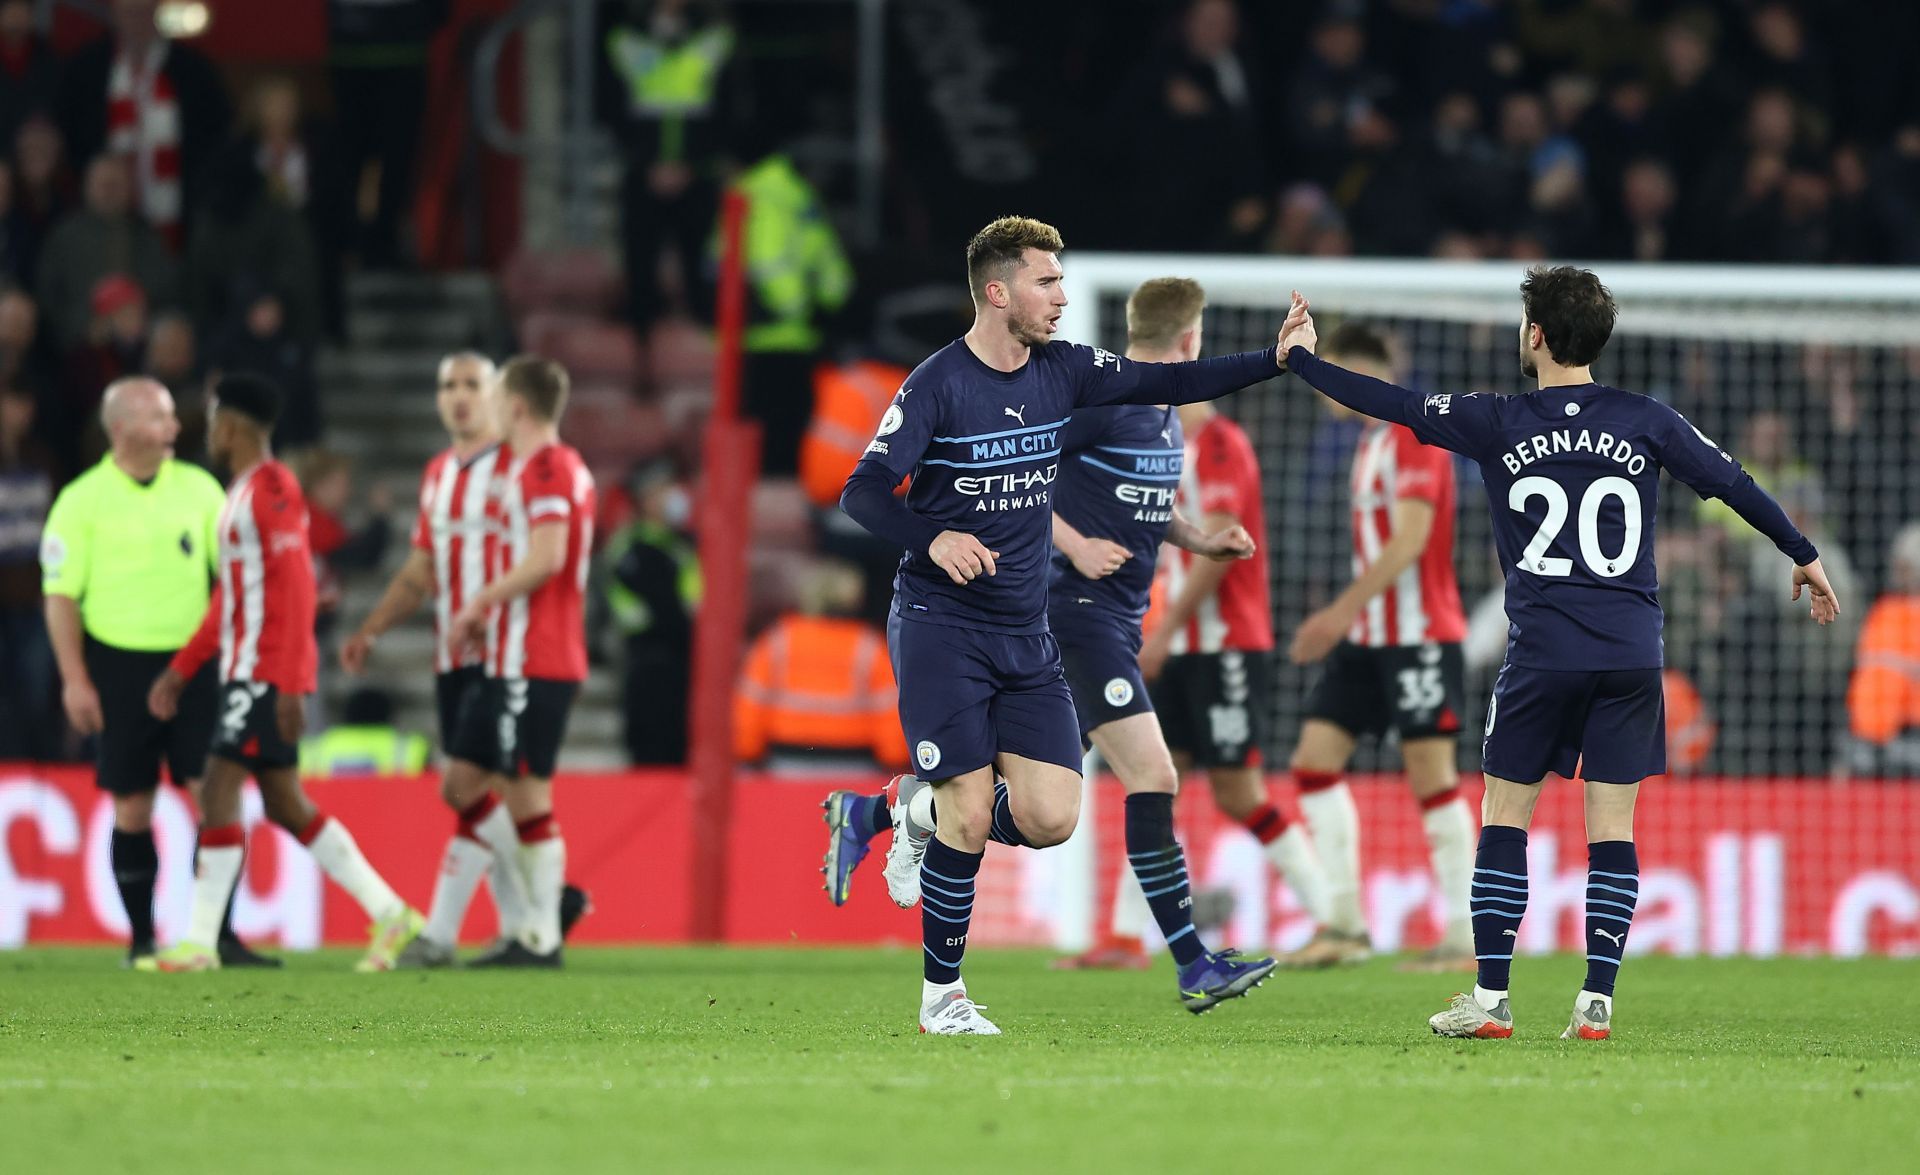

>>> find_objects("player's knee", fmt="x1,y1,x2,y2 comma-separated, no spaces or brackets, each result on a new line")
261,791,309,832
1020,792,1081,848
1288,747,1343,776
439,771,484,810
112,793,156,832
940,804,993,849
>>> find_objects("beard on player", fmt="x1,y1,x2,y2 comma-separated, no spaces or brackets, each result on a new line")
1517,321,1538,378
1008,305,1059,348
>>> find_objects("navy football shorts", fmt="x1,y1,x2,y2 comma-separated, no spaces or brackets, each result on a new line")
1053,609,1154,746
888,612,1083,779
1481,663,1665,785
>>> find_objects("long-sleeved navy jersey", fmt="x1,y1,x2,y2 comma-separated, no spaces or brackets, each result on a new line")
1047,404,1183,625
1288,347,1818,671
843,338,1276,634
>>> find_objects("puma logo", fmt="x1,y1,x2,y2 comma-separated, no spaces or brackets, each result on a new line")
1503,929,1517,937
1004,405,1027,426
1161,428,1172,444
1593,928,1625,947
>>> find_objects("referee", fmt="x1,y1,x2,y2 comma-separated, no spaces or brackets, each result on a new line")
41,378,274,969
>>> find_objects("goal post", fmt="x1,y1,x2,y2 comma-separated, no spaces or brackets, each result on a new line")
1010,254,1920,955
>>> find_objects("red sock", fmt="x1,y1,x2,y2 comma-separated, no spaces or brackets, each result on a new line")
1241,803,1289,845
515,813,556,844
200,822,245,849
456,792,500,842
1295,770,1342,795
1419,785,1464,812
296,812,330,846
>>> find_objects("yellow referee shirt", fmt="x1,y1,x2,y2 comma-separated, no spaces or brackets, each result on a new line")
39,456,225,651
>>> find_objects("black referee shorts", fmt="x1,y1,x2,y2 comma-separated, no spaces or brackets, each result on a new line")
85,638,217,796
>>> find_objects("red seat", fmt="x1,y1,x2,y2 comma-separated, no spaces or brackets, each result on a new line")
501,248,623,322
519,314,645,385
750,479,814,549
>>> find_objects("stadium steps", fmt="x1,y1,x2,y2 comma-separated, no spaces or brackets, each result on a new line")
315,270,630,771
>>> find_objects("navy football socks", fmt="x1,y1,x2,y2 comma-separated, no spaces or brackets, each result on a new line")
1470,825,1529,993
1582,840,1639,996
1124,792,1206,968
853,792,891,840
987,778,1032,848
111,828,158,950
920,836,982,984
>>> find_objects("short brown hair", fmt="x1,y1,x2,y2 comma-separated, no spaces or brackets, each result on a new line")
499,355,569,422
1520,265,1617,367
1323,321,1393,367
1125,277,1206,350
965,216,1064,304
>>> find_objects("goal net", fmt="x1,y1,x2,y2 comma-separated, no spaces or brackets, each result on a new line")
969,256,1920,957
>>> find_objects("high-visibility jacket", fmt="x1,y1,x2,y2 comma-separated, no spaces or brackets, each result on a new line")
717,154,853,354
1849,595,1920,744
733,614,907,767
800,359,910,508
299,724,431,779
1662,668,1714,772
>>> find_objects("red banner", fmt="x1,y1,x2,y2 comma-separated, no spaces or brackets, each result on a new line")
3,766,1917,956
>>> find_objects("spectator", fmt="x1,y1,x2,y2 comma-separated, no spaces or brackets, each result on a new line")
0,0,57,151
56,0,232,248
1742,1,1831,124
1107,0,1267,253
722,142,852,476
1601,156,1680,261
36,154,178,349
142,309,202,461
733,559,906,774
1845,523,1920,776
204,276,320,448
10,113,72,281
1694,88,1816,261
1829,141,1920,265
60,274,150,456
606,457,699,765
0,380,58,757
325,0,448,267
1513,0,1651,80
1497,90,1590,255
1284,14,1398,191
1650,10,1743,190
187,144,322,347
599,0,739,331
0,285,52,442
298,687,430,778
293,447,392,637
241,75,344,338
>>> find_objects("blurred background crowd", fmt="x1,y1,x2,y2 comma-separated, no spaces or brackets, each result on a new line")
1,0,1917,779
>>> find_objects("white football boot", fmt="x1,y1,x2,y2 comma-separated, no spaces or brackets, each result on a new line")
883,774,933,908
919,988,1000,1035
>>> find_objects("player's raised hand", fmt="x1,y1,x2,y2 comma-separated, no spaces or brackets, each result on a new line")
1792,559,1841,625
929,530,999,585
1201,525,1257,562
1278,290,1316,359
147,668,184,721
1068,536,1132,580
340,630,376,674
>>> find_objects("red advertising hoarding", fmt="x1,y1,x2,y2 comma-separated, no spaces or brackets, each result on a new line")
3,766,1916,957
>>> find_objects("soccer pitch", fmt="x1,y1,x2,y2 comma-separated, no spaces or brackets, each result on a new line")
3,948,1913,1173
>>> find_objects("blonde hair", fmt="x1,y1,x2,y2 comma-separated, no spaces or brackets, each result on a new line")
966,216,1064,304
1125,277,1206,350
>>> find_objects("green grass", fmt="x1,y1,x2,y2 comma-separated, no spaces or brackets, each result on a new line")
2,948,1915,1174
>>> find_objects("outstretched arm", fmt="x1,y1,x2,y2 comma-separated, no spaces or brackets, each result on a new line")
1075,344,1282,408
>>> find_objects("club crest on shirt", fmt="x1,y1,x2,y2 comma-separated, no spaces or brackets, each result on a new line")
915,740,941,771
879,404,904,436
1104,677,1135,707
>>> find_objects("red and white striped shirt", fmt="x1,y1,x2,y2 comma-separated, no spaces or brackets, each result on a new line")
412,444,503,673
484,441,596,682
1347,422,1465,647
1165,414,1273,654
172,460,317,692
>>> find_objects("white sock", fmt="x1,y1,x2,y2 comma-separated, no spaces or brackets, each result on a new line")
1475,984,1509,1010
1298,781,1366,936
1110,870,1150,939
183,844,243,949
518,834,566,954
906,785,936,837
306,818,405,922
922,977,964,1007
1422,796,1476,950
470,803,530,937
1266,823,1336,928
422,835,492,946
